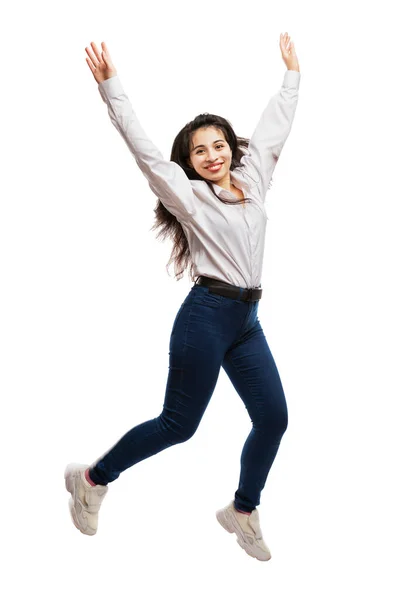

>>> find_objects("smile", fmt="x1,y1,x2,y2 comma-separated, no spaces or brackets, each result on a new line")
206,163,223,171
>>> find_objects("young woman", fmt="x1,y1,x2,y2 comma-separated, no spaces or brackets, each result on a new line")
65,33,300,562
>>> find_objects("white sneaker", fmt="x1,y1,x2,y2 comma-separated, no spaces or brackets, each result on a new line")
64,463,108,536
216,500,271,561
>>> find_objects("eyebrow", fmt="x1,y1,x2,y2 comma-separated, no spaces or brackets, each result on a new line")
191,139,226,152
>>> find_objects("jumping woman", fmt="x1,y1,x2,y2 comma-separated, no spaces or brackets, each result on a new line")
65,32,301,561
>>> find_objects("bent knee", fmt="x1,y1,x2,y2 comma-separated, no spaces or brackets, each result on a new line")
157,413,199,445
256,408,288,438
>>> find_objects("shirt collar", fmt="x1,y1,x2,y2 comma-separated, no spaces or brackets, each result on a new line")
211,172,245,200
212,183,235,200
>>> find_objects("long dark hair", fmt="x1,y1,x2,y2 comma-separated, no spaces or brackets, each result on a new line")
150,113,270,282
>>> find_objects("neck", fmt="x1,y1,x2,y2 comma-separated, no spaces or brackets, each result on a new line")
214,173,233,192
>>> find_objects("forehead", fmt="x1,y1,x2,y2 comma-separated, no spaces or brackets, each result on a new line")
190,126,226,147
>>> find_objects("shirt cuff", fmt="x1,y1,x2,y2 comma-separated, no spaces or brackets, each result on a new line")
98,75,124,99
284,69,301,88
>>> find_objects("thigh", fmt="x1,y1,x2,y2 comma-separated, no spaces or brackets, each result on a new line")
222,317,288,429
163,290,228,434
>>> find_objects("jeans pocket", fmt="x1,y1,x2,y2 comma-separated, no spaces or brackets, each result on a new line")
199,287,225,308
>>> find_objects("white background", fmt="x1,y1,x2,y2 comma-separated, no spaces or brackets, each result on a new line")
1,0,399,598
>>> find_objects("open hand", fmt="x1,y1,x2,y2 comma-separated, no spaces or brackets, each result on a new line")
280,33,300,72
85,41,117,84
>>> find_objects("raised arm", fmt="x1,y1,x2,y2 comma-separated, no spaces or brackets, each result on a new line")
236,33,301,199
85,42,195,222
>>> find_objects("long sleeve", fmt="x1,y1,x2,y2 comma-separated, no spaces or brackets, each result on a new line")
236,69,301,199
98,76,196,221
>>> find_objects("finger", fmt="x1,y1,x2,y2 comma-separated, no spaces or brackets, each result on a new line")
280,40,289,55
101,49,110,66
85,54,97,72
85,45,99,68
101,41,110,57
280,33,290,49
86,57,95,73
90,41,103,63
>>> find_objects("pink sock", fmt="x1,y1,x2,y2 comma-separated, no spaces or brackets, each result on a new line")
236,509,251,515
84,468,97,487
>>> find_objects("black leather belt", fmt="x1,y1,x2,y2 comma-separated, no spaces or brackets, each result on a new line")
195,276,262,302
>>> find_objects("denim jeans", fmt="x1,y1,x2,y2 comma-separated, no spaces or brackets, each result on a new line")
89,283,288,513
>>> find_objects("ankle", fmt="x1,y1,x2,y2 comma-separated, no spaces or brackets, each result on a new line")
84,468,97,487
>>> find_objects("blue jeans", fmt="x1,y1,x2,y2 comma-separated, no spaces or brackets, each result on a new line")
89,283,288,513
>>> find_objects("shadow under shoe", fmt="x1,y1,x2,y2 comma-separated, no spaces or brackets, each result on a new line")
216,500,271,561
64,463,108,535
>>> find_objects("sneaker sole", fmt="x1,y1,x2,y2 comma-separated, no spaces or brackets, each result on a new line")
216,509,271,562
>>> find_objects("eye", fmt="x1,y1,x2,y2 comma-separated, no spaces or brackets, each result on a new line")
196,144,224,154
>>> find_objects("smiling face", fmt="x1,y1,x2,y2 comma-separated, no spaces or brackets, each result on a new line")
188,126,233,187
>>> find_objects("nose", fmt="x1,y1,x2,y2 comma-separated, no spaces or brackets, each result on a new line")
205,150,217,163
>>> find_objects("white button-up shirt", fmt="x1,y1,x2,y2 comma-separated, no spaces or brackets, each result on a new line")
98,70,301,289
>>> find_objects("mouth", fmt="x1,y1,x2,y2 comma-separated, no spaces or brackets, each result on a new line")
206,163,223,172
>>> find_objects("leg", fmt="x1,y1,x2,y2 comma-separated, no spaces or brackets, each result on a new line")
222,316,288,513
89,290,227,485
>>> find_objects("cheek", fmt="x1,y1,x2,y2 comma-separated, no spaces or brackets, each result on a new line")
224,151,233,164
